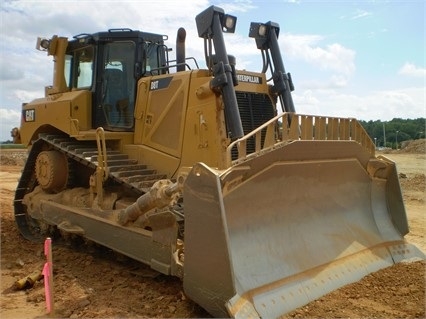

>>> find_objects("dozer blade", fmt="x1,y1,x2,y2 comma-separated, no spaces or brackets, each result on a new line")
183,140,425,318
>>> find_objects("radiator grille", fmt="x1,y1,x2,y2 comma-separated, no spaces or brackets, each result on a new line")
233,92,276,158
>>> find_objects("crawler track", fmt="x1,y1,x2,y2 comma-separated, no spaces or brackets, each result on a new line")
14,133,167,241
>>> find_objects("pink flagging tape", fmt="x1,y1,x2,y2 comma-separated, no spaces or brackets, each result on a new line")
43,237,54,314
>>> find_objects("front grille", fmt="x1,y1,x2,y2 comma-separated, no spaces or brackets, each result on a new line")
232,92,276,158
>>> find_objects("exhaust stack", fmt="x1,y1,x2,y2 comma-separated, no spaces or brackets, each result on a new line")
176,27,186,72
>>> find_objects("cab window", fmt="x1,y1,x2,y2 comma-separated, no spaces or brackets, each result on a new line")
65,46,94,89
101,41,136,128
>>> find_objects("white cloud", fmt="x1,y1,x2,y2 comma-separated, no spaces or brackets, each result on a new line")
280,33,356,90
295,86,426,121
283,35,355,76
293,90,319,107
216,0,257,13
351,10,372,20
398,63,426,78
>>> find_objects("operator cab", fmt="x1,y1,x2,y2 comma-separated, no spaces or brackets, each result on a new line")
65,29,167,131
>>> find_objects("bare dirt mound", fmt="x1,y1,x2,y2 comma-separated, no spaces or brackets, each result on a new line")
400,139,426,153
0,149,27,166
284,260,425,319
400,173,426,194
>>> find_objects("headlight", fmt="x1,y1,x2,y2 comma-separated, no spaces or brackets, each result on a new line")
36,37,50,51
223,14,237,33
258,24,267,37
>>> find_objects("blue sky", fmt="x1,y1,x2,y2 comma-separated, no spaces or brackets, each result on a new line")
0,0,424,141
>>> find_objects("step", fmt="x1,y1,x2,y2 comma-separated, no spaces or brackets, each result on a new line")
104,159,138,166
66,144,98,151
108,164,148,173
112,169,156,178
90,154,129,162
74,148,99,155
126,173,166,183
81,150,120,157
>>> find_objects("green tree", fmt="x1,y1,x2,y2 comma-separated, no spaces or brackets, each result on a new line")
359,118,425,148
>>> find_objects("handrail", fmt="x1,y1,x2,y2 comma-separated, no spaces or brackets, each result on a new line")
96,127,109,180
226,112,375,167
95,127,108,206
149,57,200,75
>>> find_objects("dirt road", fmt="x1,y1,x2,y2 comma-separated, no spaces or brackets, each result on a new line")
0,146,424,318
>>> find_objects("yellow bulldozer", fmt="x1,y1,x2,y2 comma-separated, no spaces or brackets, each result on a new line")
12,5,424,318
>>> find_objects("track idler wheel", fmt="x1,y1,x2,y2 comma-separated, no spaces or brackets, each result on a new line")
35,150,68,193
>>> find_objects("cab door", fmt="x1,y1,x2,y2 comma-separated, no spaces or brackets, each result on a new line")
94,41,137,131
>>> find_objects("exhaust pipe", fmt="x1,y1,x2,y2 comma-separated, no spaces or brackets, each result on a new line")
176,27,186,72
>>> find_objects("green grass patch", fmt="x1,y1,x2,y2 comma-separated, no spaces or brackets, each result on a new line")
0,144,26,149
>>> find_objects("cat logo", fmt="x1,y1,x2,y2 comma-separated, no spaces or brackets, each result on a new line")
24,109,35,122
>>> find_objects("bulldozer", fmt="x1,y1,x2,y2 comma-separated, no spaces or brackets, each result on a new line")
12,5,424,318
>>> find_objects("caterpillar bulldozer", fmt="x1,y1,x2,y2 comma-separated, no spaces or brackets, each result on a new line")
12,5,424,318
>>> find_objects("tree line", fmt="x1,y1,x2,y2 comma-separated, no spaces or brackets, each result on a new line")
359,118,425,149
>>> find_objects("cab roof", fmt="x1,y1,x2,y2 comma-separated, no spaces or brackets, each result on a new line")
67,28,165,51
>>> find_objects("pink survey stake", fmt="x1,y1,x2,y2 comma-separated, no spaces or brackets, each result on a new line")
43,237,54,314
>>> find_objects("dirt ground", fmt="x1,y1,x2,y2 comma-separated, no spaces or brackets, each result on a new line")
1,140,425,318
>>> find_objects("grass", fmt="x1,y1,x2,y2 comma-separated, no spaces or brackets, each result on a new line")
0,144,26,149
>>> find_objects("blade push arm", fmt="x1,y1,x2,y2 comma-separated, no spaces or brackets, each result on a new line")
249,22,296,113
